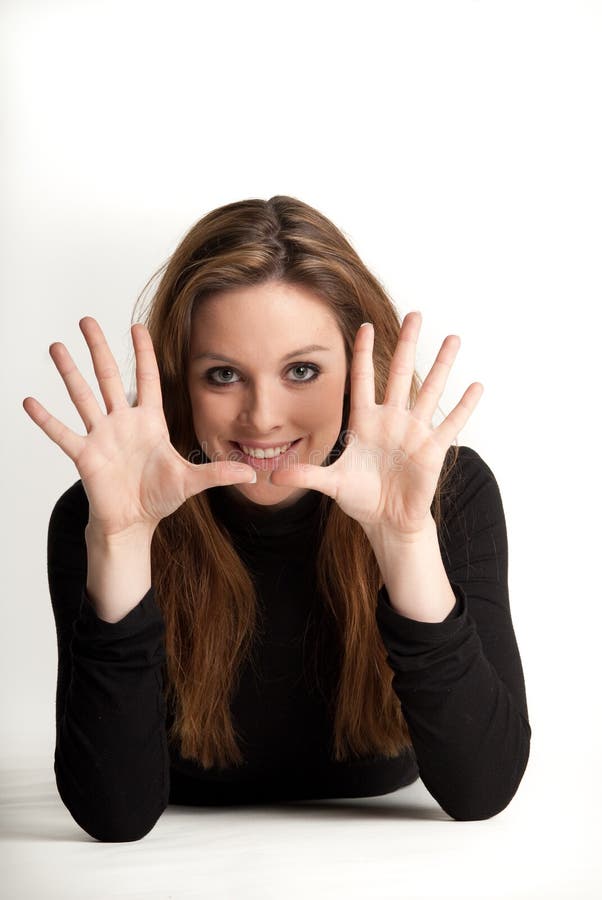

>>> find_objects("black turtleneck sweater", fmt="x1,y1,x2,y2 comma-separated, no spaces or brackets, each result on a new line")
47,445,531,842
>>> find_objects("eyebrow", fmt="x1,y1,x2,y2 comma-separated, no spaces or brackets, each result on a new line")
191,344,332,366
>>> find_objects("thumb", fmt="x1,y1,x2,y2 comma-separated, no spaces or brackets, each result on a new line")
269,463,337,500
183,460,257,498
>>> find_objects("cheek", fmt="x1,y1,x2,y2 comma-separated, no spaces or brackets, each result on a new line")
317,382,346,414
188,391,219,430
309,393,346,434
189,393,241,442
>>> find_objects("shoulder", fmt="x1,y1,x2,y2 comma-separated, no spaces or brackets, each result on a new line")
438,444,506,551
49,478,89,530
442,444,502,507
47,479,89,571
449,443,498,482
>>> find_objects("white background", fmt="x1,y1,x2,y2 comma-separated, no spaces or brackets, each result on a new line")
1,1,600,898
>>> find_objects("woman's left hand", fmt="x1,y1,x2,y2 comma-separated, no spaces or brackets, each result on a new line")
269,311,484,540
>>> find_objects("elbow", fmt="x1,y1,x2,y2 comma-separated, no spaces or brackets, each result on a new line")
442,724,531,822
63,799,166,843
86,817,164,843
55,764,167,842
441,771,528,821
444,793,516,822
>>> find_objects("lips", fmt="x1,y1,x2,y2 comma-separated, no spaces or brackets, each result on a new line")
228,438,303,470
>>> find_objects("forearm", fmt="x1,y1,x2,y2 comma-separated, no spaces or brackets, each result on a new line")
54,585,170,841
375,591,531,820
363,514,457,623
85,523,154,624
49,486,169,842
370,516,531,819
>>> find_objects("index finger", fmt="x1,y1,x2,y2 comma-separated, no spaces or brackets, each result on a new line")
349,322,376,410
132,323,163,409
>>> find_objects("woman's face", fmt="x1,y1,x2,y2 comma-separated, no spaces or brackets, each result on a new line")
187,280,349,508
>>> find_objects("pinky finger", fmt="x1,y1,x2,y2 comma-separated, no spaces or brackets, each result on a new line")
22,396,86,460
432,382,484,450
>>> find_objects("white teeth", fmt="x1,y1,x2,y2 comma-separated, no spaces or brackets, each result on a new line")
241,441,292,458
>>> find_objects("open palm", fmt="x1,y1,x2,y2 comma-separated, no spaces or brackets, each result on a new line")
23,318,256,537
270,312,484,538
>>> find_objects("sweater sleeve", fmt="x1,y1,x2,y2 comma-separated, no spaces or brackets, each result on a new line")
47,479,170,842
375,445,531,821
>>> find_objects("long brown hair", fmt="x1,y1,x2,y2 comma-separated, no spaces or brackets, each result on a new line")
130,196,461,770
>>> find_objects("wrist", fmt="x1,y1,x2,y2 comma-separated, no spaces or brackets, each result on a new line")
85,520,156,551
361,513,437,548
85,522,154,624
363,514,456,623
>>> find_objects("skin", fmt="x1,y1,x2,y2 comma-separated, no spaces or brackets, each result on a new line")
270,310,484,540
187,280,349,510
23,286,483,622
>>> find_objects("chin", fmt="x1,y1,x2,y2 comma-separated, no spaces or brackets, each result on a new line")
234,478,304,505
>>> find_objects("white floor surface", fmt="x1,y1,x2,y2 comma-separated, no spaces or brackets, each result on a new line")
1,760,599,900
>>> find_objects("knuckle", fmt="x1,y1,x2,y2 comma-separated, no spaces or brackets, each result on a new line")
95,365,119,380
71,385,93,403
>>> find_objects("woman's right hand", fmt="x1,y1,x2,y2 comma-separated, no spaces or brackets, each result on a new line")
23,317,256,539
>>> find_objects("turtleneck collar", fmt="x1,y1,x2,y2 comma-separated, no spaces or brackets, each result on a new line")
206,484,327,540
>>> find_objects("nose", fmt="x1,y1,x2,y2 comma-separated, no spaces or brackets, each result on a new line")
236,380,288,435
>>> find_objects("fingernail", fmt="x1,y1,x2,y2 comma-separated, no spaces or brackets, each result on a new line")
360,322,372,328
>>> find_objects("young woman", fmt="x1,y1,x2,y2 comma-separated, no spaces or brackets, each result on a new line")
23,195,531,842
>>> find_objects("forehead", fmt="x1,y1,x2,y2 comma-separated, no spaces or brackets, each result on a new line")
190,282,344,345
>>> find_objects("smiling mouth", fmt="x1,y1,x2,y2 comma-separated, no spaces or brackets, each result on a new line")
228,437,303,467
229,438,302,454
